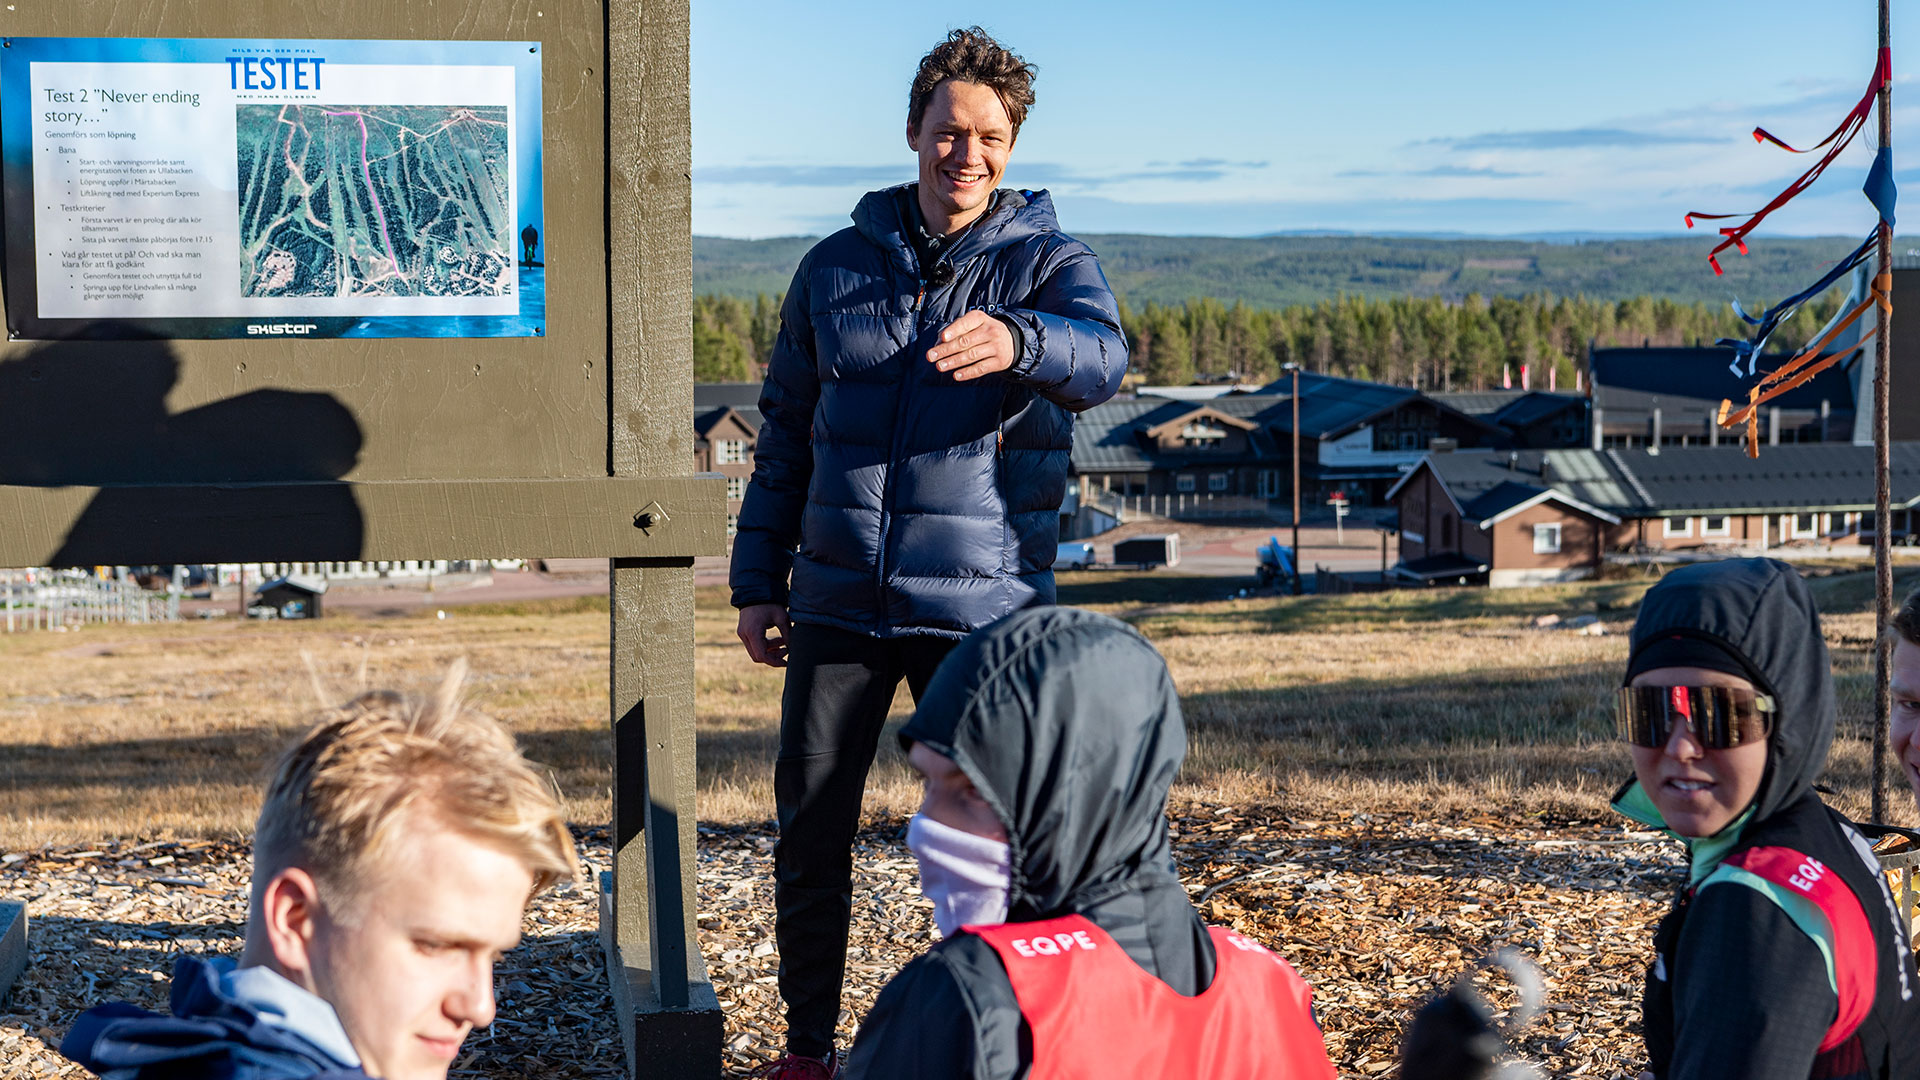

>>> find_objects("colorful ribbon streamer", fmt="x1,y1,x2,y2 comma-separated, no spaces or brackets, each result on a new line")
1718,272,1891,457
1719,232,1877,376
1864,145,1898,227
1685,47,1890,275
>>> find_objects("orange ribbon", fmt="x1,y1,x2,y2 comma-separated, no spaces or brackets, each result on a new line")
1718,273,1891,457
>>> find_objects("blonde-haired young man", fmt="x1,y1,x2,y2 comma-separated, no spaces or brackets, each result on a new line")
63,664,577,1080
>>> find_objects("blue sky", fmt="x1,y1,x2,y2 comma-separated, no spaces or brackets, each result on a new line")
692,0,1909,240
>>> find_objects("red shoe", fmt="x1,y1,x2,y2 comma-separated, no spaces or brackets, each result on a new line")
746,1052,839,1080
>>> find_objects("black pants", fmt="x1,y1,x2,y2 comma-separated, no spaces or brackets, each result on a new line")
774,621,957,1058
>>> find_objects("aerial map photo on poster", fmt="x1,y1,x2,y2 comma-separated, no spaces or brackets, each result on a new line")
0,38,545,339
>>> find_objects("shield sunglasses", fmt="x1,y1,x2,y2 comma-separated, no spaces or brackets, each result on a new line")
1614,685,1775,749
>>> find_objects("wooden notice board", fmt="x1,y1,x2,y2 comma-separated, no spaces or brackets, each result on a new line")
0,1,724,1074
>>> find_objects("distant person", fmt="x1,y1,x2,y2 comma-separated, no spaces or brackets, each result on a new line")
520,224,538,265
1887,585,1920,816
61,662,577,1080
839,607,1336,1080
729,26,1127,1078
1611,559,1920,1079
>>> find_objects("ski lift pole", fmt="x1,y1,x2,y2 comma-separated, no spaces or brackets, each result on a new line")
1872,0,1894,823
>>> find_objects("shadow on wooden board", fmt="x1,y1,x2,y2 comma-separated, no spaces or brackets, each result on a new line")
0,330,365,565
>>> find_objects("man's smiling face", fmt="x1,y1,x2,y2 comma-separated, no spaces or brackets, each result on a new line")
908,79,1014,235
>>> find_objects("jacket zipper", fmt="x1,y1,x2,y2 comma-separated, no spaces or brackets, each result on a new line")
875,277,931,635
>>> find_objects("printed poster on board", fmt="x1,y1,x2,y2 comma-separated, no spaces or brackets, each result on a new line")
0,37,545,339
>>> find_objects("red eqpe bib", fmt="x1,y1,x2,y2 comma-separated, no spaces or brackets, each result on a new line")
1721,846,1879,1052
968,915,1337,1080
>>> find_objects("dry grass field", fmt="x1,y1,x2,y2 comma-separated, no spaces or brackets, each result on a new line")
4,564,1919,851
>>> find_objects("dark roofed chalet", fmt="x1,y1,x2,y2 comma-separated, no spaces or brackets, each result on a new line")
1389,442,1920,586
1587,346,1857,451
1069,373,1506,510
1386,448,1621,587
692,384,766,548
1431,389,1590,449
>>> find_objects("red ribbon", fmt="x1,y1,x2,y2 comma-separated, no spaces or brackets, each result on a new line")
1685,48,1889,275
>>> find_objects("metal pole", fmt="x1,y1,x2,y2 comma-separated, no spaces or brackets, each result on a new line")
1872,0,1895,823
1291,365,1302,595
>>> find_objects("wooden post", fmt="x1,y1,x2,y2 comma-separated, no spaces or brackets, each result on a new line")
1872,0,1895,823
601,0,723,1075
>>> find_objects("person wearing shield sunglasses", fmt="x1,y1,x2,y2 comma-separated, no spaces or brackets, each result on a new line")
1611,558,1920,1080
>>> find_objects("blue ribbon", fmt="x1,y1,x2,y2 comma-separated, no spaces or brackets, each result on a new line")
1864,145,1898,227
1718,232,1878,376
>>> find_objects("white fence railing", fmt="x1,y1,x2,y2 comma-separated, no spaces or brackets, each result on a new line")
1,569,181,632
1115,493,1279,520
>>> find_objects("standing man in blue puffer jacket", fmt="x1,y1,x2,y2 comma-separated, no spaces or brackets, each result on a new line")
729,26,1128,1080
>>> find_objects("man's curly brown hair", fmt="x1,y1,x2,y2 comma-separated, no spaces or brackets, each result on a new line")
908,27,1038,140
1893,584,1920,648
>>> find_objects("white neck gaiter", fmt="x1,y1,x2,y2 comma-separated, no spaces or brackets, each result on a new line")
905,812,1012,938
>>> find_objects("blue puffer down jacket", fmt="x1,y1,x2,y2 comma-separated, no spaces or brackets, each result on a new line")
730,185,1127,638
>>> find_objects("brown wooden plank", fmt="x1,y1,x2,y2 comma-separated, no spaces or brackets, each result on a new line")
0,475,724,565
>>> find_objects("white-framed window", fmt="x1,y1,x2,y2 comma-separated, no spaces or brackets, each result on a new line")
1176,474,1197,493
726,513,739,538
1180,421,1227,448
1533,523,1562,554
716,440,749,465
1663,516,1693,538
1792,513,1820,538
1701,515,1730,537
1208,472,1229,492
725,476,748,501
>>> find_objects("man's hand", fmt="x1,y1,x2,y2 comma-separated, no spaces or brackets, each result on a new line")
737,603,792,667
927,309,1017,382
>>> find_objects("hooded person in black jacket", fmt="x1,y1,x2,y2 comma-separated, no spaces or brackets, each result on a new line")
1611,558,1920,1080
839,607,1335,1080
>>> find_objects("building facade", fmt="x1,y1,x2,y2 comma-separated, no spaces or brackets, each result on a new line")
1389,442,1920,586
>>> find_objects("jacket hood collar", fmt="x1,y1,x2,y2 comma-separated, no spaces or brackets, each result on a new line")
1620,558,1834,827
852,183,1049,269
62,955,362,1076
900,607,1186,919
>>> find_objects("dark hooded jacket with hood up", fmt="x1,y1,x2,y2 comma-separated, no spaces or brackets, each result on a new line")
728,185,1128,639
840,607,1228,1080
1611,558,1920,1080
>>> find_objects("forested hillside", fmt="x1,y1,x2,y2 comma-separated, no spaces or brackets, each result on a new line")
694,233,1895,308
693,289,1848,391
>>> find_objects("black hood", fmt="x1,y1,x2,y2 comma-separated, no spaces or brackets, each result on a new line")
900,606,1186,920
1625,558,1834,824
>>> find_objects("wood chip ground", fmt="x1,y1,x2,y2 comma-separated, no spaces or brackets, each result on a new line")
1,807,1678,1079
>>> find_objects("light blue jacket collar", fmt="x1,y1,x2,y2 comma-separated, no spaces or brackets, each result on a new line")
217,960,362,1068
